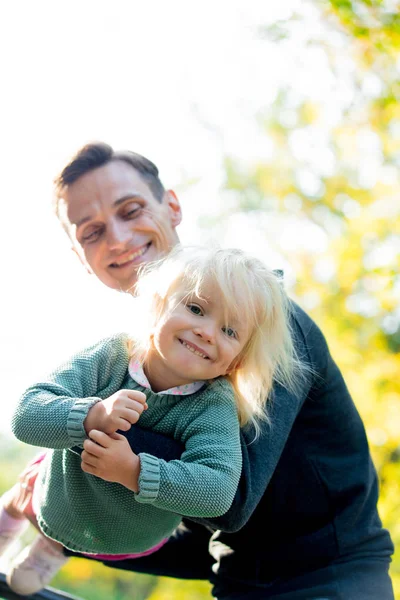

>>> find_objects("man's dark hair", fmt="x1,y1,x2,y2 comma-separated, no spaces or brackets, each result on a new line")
54,142,165,223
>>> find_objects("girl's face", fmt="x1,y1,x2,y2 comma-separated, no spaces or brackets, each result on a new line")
145,283,251,392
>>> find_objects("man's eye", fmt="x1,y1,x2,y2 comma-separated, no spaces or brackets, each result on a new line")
123,205,141,219
222,326,237,339
82,228,102,243
186,303,203,316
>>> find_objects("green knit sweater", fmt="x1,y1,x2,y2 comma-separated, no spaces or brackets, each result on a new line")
12,335,242,554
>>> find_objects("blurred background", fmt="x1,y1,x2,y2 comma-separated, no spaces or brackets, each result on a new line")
0,0,399,598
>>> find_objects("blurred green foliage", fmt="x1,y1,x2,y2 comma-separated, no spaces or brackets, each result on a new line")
220,0,400,597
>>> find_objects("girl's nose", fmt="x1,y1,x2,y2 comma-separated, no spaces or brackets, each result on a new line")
194,322,216,343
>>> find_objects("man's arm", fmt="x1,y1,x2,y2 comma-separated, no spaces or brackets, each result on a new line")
119,423,184,462
195,304,321,532
65,521,214,581
198,304,348,532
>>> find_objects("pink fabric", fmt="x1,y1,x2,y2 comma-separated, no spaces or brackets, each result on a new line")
30,452,47,465
27,453,167,559
0,506,29,532
84,536,168,560
128,358,205,395
31,452,47,516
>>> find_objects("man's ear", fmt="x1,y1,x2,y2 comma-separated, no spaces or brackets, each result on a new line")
71,245,93,275
165,190,182,227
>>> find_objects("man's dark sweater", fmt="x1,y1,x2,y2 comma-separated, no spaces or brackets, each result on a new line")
67,303,393,587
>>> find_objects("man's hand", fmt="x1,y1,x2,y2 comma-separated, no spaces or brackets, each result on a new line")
84,389,147,435
81,430,140,492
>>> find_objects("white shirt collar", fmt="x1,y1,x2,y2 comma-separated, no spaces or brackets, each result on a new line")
128,358,205,396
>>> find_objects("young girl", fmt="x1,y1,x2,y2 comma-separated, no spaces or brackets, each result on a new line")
8,245,302,594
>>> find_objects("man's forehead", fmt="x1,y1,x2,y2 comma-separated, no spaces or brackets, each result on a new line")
62,162,158,224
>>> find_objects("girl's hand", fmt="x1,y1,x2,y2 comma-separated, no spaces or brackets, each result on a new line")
81,430,140,492
84,389,148,435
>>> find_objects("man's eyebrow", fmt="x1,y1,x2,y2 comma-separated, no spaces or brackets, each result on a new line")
114,193,144,207
75,193,144,227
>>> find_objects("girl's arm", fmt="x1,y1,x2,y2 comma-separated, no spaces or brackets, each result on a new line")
135,379,242,518
11,335,132,449
84,379,242,519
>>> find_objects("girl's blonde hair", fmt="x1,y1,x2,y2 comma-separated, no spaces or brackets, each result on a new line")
130,245,304,437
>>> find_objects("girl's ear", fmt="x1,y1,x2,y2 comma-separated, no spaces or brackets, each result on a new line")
226,359,242,375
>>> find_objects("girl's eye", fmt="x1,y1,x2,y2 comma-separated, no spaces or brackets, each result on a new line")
187,303,203,316
222,326,237,339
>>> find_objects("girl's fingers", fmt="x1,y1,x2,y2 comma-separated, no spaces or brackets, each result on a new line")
83,439,104,456
81,450,98,465
88,429,111,447
117,418,132,432
126,390,147,404
109,432,125,441
81,460,96,475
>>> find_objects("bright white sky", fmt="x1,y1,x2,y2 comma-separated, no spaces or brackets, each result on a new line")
0,0,343,436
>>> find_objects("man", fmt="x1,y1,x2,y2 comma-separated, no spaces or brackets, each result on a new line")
2,143,394,599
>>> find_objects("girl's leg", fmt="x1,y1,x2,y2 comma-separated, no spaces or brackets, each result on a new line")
2,452,45,521
0,456,44,553
0,486,29,553
1,454,69,595
7,535,68,596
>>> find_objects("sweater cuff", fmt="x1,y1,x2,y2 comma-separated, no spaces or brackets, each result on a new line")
135,453,160,504
67,397,101,446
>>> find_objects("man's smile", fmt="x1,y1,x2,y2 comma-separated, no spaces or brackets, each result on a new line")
109,243,151,268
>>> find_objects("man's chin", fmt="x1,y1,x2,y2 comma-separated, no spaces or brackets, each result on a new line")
117,278,137,292
97,273,136,292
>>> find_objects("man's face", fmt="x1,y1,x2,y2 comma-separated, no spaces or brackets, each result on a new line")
63,160,182,290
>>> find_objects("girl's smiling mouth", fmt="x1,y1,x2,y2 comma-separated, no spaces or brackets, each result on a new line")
179,339,210,360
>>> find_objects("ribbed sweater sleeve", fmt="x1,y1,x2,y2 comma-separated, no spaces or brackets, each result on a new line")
135,379,242,518
11,335,130,449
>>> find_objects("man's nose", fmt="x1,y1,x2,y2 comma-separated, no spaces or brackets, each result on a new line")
106,221,131,250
